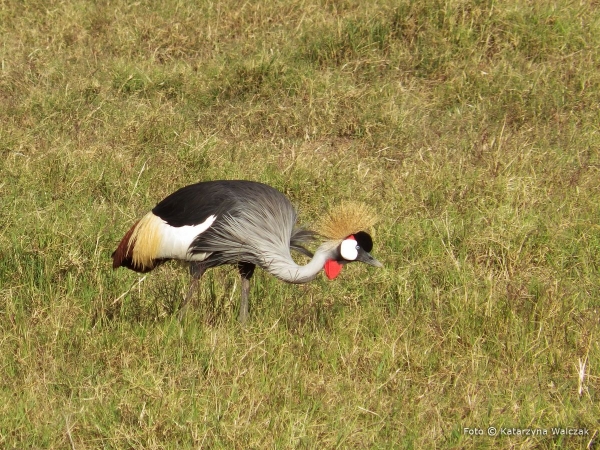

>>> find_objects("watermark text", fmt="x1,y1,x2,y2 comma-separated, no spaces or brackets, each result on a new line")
463,427,589,437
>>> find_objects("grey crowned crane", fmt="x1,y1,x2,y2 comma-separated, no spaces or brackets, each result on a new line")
112,180,382,321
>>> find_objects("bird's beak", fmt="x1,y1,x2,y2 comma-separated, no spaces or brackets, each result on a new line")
356,249,383,268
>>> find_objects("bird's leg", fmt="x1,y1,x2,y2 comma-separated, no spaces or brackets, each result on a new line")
237,262,255,323
178,262,207,320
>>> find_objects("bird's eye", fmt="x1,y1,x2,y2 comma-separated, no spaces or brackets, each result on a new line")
355,245,360,250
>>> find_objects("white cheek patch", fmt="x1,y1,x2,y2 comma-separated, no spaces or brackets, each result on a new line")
340,238,358,261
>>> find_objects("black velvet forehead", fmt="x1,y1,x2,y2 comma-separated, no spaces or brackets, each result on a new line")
353,231,373,253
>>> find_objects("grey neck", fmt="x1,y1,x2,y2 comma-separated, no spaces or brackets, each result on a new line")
262,243,336,284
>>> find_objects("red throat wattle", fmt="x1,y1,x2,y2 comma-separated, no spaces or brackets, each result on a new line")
324,259,343,280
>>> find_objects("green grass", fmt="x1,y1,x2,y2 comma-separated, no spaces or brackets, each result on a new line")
1,0,599,448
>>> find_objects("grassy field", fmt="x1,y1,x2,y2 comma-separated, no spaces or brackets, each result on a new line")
1,0,599,448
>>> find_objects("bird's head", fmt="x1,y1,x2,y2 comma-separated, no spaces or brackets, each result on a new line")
318,202,383,280
323,230,383,279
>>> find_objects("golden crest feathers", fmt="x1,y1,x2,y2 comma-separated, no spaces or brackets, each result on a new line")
318,201,378,240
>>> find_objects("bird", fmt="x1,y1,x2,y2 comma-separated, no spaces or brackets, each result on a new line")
112,180,382,322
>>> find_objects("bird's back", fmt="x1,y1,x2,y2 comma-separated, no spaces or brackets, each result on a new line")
113,180,302,272
187,180,299,268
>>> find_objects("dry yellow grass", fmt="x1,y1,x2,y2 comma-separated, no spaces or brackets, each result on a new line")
0,0,599,448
